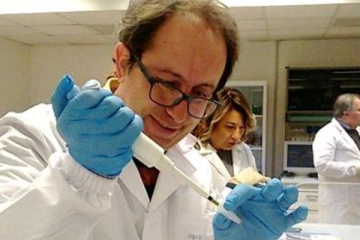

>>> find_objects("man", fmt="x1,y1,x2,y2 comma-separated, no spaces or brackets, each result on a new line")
313,93,360,225
0,0,307,239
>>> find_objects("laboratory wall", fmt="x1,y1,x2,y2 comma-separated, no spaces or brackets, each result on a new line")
0,37,359,177
229,38,360,177
273,39,360,177
228,41,277,176
0,37,31,117
30,45,114,105
28,41,279,176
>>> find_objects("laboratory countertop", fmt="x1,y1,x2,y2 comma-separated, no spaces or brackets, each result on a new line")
278,223,360,240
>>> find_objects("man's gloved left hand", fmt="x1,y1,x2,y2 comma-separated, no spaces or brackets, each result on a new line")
213,179,308,240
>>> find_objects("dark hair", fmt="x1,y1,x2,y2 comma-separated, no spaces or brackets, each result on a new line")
118,0,239,92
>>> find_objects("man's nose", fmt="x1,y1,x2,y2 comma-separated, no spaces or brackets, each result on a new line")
165,100,188,124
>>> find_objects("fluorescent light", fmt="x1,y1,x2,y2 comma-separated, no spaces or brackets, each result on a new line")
0,0,129,14
0,0,86,14
221,0,360,7
1,0,359,14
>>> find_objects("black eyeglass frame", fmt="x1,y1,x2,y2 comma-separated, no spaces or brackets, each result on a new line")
134,55,221,119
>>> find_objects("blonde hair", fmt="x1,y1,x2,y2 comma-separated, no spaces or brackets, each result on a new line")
193,87,256,146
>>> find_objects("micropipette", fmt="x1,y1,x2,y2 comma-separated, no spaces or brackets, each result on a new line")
133,133,242,224
81,79,241,224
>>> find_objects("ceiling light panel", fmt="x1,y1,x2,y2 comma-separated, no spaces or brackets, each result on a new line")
222,0,360,7
59,10,123,25
266,5,338,19
0,13,74,25
337,3,360,17
31,25,99,35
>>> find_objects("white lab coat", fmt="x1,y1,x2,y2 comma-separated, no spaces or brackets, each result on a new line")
0,104,217,240
197,142,257,192
313,118,360,225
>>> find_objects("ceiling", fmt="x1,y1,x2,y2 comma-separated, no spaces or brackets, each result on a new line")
0,2,359,46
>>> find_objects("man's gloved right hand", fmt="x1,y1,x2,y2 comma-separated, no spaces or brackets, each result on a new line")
51,75,143,178
213,179,308,240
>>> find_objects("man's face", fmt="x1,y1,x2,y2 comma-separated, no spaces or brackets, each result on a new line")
210,109,245,151
115,12,227,149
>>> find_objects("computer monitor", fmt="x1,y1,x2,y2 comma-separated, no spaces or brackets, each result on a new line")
283,141,316,176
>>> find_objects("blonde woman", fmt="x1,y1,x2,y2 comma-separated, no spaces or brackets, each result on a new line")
193,87,266,190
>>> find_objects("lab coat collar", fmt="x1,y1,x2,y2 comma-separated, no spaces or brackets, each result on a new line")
198,142,232,180
119,160,150,209
197,141,217,155
149,134,198,212
171,133,198,155
336,118,351,130
332,118,360,154
231,142,244,175
119,134,199,212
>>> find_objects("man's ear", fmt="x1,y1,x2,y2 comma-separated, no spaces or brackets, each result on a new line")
114,42,131,83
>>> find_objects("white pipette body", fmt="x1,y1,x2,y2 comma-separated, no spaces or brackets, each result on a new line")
133,133,242,224
81,79,241,224
133,133,209,199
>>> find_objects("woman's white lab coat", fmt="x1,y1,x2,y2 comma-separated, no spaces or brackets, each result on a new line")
0,104,217,240
197,142,257,191
313,118,360,225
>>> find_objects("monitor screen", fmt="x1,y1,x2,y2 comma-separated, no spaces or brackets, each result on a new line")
283,141,316,175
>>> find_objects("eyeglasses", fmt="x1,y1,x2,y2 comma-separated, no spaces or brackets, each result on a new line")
134,55,221,119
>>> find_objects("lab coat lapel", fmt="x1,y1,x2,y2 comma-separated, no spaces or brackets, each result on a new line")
232,145,242,175
148,136,197,213
334,119,360,154
341,130,360,153
200,143,231,180
119,161,149,210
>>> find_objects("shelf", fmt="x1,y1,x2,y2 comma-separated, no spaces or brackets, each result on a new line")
287,110,332,114
287,115,331,122
249,146,262,150
286,112,332,122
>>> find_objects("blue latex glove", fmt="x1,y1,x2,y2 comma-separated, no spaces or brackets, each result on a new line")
51,75,143,177
213,179,308,240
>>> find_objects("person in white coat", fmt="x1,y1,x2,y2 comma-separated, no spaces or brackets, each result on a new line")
0,0,308,239
193,87,267,190
313,93,360,225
